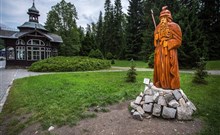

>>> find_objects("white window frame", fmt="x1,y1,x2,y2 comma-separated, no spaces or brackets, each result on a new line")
7,47,15,60
27,47,46,61
16,46,25,60
16,39,25,45
27,39,45,46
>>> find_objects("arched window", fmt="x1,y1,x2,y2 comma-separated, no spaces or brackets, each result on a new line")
27,39,45,46
16,39,25,45
7,47,15,60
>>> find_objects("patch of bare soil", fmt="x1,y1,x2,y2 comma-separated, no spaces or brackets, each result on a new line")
56,101,203,135
20,101,203,135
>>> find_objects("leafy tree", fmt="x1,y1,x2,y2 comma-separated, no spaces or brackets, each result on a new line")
45,0,81,56
125,0,145,60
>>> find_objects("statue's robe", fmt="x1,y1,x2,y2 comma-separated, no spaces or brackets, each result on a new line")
153,22,182,89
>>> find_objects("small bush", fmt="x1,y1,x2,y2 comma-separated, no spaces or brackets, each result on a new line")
148,52,154,68
88,49,104,59
28,56,111,72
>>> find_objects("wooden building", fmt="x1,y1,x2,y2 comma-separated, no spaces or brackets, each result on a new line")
0,2,62,68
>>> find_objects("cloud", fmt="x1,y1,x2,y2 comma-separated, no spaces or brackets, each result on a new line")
1,0,129,29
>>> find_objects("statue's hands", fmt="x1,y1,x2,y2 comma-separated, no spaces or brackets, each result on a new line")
163,41,168,47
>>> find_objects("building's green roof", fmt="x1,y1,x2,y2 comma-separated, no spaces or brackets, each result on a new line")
18,22,48,32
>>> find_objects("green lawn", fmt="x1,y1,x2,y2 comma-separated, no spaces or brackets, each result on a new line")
0,71,219,134
112,60,148,68
206,60,220,70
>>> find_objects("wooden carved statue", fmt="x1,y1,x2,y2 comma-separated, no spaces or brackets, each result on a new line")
153,6,182,89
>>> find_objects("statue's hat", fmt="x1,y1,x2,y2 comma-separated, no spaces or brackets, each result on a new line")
160,6,173,20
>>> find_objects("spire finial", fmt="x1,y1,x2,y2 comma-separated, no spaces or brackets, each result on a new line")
33,0,35,6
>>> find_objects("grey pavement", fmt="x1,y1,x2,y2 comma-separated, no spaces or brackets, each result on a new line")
0,61,219,112
0,60,49,112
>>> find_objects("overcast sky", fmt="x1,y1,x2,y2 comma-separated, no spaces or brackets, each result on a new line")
0,0,129,30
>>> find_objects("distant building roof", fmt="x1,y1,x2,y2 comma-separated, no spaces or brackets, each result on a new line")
0,29,62,43
18,22,48,32
0,29,17,38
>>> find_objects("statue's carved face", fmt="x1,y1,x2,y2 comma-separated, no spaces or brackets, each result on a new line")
160,17,167,25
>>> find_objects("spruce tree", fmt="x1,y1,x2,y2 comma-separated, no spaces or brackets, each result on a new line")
126,59,137,82
103,0,114,57
176,0,208,68
193,57,208,84
96,11,104,52
125,0,145,60
199,0,220,60
112,0,126,58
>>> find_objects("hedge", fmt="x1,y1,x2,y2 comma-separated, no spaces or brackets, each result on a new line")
28,56,111,72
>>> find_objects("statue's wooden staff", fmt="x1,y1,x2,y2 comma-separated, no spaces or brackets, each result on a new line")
151,9,165,85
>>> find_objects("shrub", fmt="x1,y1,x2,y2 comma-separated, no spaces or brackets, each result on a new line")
192,57,208,84
111,59,115,65
106,52,113,60
126,59,137,82
28,56,111,72
88,49,104,59
148,52,154,68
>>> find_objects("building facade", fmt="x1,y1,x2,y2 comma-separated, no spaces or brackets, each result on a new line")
0,2,62,68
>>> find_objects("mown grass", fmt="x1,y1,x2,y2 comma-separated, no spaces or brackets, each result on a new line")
112,60,148,68
0,71,219,135
206,60,220,70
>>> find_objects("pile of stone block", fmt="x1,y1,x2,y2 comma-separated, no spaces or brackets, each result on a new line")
130,78,196,121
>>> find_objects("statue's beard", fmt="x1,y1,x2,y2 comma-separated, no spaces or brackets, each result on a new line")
160,22,167,31
159,22,168,37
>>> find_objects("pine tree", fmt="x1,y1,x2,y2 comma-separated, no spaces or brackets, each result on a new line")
103,0,114,57
199,0,220,60
96,11,104,52
80,24,96,56
126,59,137,82
125,0,145,60
112,0,126,58
192,57,208,84
176,0,208,68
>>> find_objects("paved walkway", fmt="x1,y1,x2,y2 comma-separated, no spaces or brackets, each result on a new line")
0,61,219,112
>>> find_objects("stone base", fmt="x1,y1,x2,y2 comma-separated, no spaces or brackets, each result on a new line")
130,78,196,121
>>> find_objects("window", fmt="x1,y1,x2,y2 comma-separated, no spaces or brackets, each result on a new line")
27,47,46,61
16,46,25,60
16,39,25,45
27,39,45,46
45,48,51,58
52,48,58,56
7,47,15,60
